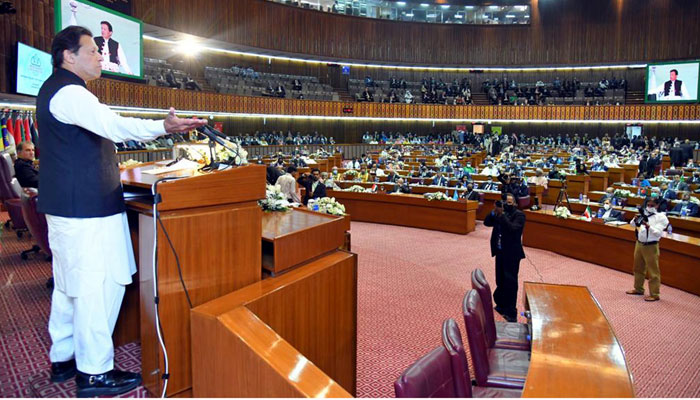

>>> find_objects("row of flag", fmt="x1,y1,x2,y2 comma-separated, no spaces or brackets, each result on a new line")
1,113,39,154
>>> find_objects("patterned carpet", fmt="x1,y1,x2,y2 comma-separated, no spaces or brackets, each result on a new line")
1,213,699,398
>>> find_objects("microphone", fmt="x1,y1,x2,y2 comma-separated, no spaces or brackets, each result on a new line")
195,126,242,165
203,124,229,141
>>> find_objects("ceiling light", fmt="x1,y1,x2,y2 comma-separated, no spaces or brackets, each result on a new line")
515,5,527,11
489,5,499,9
440,5,450,9
396,1,406,5
405,12,414,16
420,3,429,7
454,14,463,18
524,15,529,18
427,13,437,17
464,5,474,9
505,14,515,18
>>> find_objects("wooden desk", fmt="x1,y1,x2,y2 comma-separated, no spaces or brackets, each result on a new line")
327,190,477,234
566,175,590,198
523,210,700,296
262,208,347,274
191,250,357,397
523,282,635,398
589,171,609,192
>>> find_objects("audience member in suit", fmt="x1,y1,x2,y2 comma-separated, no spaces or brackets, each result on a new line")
669,174,689,192
390,178,412,194
671,192,699,217
598,187,615,204
659,183,676,200
432,171,448,186
483,193,526,322
481,176,499,191
303,168,327,205
461,182,480,201
266,165,283,185
385,170,400,183
14,141,39,188
690,172,700,184
597,199,624,221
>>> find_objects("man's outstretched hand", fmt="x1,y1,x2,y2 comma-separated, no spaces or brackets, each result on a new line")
163,107,208,133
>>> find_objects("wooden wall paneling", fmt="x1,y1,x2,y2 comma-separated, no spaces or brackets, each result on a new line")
132,0,700,67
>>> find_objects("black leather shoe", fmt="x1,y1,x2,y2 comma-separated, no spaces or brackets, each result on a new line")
50,359,76,383
75,369,141,398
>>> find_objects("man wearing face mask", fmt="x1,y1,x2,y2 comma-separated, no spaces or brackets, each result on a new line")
626,198,668,301
483,193,526,322
302,168,327,205
597,199,624,221
481,176,498,191
671,193,699,217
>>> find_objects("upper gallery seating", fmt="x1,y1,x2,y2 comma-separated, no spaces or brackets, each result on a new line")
204,66,340,101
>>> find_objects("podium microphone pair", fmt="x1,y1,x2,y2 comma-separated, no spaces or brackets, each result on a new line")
195,125,242,165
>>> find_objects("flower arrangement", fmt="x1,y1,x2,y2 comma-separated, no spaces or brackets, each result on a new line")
258,184,292,212
424,192,456,202
313,197,346,216
215,141,248,165
613,189,632,198
690,197,700,205
344,169,359,180
345,185,370,193
651,175,671,183
119,159,142,168
554,206,571,219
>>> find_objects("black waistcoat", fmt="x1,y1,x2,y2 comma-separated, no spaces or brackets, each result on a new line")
663,80,682,96
36,68,124,217
94,37,120,64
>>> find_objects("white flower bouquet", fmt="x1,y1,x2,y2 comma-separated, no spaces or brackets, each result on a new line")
344,169,359,180
215,140,248,165
613,189,632,198
424,192,456,202
554,206,571,219
690,196,700,205
313,197,346,216
258,184,292,212
651,175,671,183
119,159,142,168
345,185,370,193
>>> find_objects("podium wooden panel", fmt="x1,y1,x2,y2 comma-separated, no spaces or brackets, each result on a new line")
119,164,266,397
328,190,477,234
523,210,700,296
523,283,634,397
262,208,347,274
622,164,638,184
191,250,357,397
608,167,625,184
565,175,590,199
588,171,609,192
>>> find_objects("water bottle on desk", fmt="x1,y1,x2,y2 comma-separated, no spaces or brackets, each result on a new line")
681,207,687,217
579,193,583,202
667,224,673,236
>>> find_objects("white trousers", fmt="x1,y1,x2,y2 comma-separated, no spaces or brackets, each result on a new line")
48,279,125,374
46,212,136,375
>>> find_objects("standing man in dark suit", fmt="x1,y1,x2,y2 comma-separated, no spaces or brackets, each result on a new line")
303,168,327,205
483,193,526,322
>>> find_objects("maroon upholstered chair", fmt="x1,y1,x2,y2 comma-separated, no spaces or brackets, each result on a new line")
470,269,530,351
394,347,458,398
462,289,529,389
516,195,530,209
442,318,522,398
4,179,27,236
20,191,51,261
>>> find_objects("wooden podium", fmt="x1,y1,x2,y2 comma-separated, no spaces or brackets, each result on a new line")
119,164,266,397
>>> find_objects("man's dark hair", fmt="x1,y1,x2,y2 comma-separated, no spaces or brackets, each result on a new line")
670,69,679,75
101,21,113,32
311,168,321,174
286,166,297,174
51,25,92,68
505,192,517,202
17,141,33,152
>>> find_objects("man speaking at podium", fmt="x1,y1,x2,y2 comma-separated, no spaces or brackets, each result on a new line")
37,26,205,397
650,68,691,101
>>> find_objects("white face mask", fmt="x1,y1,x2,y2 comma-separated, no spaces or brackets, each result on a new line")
646,206,656,214
604,204,611,211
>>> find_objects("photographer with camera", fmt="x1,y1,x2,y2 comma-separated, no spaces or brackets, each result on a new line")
626,198,668,302
484,193,526,322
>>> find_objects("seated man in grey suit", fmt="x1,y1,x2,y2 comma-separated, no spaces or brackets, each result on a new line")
596,198,624,221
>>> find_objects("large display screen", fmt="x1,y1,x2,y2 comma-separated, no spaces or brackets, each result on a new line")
55,0,142,79
16,42,53,96
645,60,699,103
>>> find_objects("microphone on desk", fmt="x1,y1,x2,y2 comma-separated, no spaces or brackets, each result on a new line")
195,126,242,164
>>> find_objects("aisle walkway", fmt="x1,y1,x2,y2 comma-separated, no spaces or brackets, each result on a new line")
1,216,699,397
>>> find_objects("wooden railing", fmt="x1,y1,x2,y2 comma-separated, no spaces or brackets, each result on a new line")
88,79,700,121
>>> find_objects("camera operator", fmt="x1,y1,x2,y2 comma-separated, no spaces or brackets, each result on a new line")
498,172,521,198
626,198,668,301
483,193,526,322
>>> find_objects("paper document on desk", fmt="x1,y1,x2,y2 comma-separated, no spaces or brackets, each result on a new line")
141,159,201,175
605,220,628,226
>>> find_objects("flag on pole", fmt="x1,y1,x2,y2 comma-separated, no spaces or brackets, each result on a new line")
582,206,592,220
371,183,377,192
453,189,459,200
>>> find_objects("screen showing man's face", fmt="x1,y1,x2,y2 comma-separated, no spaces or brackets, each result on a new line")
670,71,677,81
101,24,112,40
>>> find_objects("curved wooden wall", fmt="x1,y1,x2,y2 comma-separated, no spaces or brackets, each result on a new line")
133,0,700,66
88,79,700,121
